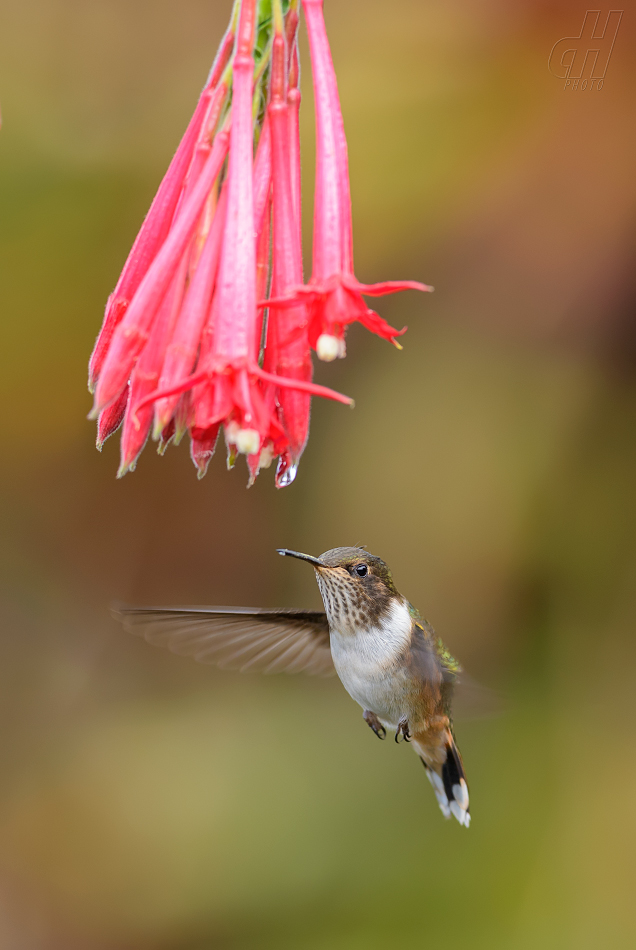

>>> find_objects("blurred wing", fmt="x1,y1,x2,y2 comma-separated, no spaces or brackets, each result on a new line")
113,605,335,676
451,671,505,721
412,620,504,720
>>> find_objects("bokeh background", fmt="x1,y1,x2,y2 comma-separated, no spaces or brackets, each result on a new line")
1,0,635,947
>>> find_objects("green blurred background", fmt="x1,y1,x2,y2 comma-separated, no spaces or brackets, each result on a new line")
1,1,635,947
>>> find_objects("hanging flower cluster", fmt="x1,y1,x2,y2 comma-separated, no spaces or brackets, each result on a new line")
88,0,431,486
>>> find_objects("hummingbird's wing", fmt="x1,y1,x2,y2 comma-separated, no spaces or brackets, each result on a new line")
113,605,335,676
412,618,503,719
411,619,459,683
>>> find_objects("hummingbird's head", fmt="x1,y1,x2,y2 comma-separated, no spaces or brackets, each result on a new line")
277,546,400,632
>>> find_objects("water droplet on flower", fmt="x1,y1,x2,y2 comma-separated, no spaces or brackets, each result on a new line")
276,456,298,488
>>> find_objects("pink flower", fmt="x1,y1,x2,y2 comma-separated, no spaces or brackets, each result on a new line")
265,0,432,362
91,122,231,420
182,0,349,463
151,185,228,442
119,0,349,469
88,14,237,394
88,0,431,485
264,3,313,487
95,384,128,452
117,253,189,475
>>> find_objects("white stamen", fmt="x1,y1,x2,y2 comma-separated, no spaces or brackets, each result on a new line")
224,421,240,444
258,444,274,470
317,334,345,361
235,428,260,455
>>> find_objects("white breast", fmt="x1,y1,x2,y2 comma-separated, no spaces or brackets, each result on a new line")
329,599,413,728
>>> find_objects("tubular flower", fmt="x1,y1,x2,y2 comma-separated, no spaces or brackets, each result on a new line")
87,13,237,395
265,0,432,362
88,0,430,485
265,1,313,488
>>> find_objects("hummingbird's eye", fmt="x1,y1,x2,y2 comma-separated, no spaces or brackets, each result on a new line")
354,564,368,577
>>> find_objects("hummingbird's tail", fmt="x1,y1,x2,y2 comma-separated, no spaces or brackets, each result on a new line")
412,731,470,827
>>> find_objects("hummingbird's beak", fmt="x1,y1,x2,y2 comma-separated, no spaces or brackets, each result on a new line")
276,548,324,568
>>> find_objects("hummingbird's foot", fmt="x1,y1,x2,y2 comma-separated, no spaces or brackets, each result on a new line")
395,717,411,744
363,709,386,740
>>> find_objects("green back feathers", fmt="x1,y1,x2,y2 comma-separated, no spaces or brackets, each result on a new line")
409,602,461,677
436,639,461,677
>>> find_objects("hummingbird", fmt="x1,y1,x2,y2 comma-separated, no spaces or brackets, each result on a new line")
114,546,471,827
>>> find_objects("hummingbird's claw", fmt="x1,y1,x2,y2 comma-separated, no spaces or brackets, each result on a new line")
363,709,386,740
395,717,411,743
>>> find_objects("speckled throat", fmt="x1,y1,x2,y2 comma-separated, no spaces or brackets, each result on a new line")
315,567,398,635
